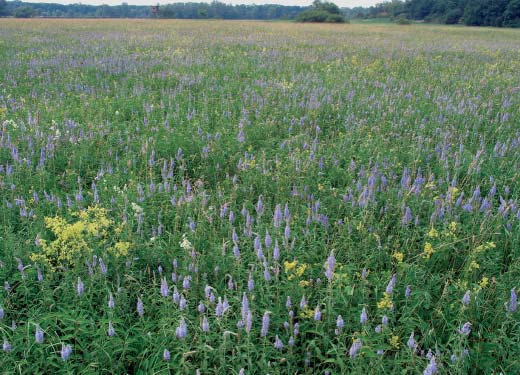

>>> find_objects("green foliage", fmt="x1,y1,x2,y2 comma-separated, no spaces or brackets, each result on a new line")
13,5,35,18
0,0,8,16
503,0,520,26
395,15,412,24
2,1,306,19
444,8,464,24
297,0,346,23
353,0,520,28
297,9,345,23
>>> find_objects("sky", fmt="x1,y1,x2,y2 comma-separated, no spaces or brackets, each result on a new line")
21,0,385,8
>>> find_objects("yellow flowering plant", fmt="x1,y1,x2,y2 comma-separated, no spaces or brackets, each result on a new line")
30,206,130,270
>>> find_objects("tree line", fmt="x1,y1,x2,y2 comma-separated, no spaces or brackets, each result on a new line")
356,0,520,27
0,0,519,27
0,1,304,20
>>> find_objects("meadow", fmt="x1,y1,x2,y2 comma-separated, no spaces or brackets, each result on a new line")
0,19,520,374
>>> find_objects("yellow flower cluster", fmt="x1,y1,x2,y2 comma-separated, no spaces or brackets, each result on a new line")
112,241,131,257
300,305,315,319
423,242,435,259
30,206,129,270
479,276,489,288
392,252,404,263
284,260,308,281
427,228,439,238
377,293,394,310
474,242,496,254
389,335,400,349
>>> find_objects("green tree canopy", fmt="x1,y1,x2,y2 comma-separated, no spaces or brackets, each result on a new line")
13,5,36,18
297,0,346,23
0,0,8,16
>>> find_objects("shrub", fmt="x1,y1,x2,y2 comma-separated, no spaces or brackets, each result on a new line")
297,0,346,23
395,16,412,25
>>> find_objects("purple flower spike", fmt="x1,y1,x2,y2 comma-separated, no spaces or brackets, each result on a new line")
314,306,321,321
407,332,417,351
386,274,396,295
3,339,12,352
324,251,336,282
160,277,169,297
163,348,171,361
360,307,368,325
461,290,470,306
261,312,270,337
35,325,44,343
202,316,210,332
459,322,471,336
274,335,284,350
60,344,72,361
108,321,115,337
76,277,84,296
349,339,362,358
507,288,517,312
423,356,437,375
176,317,187,339
137,297,144,317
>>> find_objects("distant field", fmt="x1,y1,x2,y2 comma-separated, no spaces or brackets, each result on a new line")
1,19,520,374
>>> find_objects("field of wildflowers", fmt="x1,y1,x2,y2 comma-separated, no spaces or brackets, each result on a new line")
0,19,520,374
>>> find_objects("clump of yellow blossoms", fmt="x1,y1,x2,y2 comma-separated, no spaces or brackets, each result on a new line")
377,292,394,310
423,242,435,259
300,305,315,319
31,206,129,270
285,260,309,281
392,252,404,263
389,335,400,349
474,242,496,254
479,276,489,288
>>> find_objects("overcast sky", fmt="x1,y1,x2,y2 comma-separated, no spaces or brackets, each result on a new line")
22,0,385,7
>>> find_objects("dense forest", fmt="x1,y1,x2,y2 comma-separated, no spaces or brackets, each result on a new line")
360,0,520,27
0,0,519,27
0,0,304,19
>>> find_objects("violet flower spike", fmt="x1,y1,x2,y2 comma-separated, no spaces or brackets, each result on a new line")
314,306,321,321
176,317,187,339
108,293,115,309
160,277,169,297
507,288,517,312
459,322,471,336
108,321,115,337
360,307,368,325
461,290,470,306
60,344,72,361
407,332,416,351
202,315,210,332
35,325,44,344
324,250,336,282
163,348,171,361
274,335,284,350
260,312,270,337
349,339,362,358
386,274,396,295
423,356,437,375
3,339,12,352
137,297,144,317
76,277,84,296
